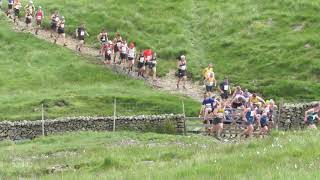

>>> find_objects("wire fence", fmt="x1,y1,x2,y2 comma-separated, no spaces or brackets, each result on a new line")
38,97,186,117
37,98,284,136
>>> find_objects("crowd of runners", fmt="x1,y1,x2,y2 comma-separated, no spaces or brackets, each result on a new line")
2,0,319,139
199,64,320,139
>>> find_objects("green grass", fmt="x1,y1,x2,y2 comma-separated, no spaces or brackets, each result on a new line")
0,15,198,120
10,0,319,101
0,130,320,179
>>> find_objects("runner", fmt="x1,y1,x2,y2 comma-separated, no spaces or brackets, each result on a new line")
143,48,153,77
148,52,157,81
202,63,213,80
200,93,216,133
176,55,187,89
231,86,243,99
97,29,108,56
230,95,246,109
8,0,14,10
120,40,128,66
54,16,66,46
219,77,231,101
258,112,269,138
113,33,122,64
243,88,252,104
265,99,277,129
34,6,43,35
242,105,256,138
50,11,59,38
211,101,225,139
249,93,265,108
199,93,216,121
25,8,32,29
103,41,113,65
304,103,320,129
6,0,14,18
137,51,146,78
204,72,216,94
127,42,136,72
24,0,35,16
13,0,21,25
75,23,89,52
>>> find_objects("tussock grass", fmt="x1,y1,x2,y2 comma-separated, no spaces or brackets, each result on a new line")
0,130,319,179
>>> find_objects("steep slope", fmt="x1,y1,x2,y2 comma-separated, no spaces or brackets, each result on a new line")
0,16,198,120
20,0,320,101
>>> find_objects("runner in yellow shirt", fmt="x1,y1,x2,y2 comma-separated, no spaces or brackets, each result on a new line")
202,63,213,80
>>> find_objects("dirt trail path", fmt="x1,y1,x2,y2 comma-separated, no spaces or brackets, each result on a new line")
6,15,204,102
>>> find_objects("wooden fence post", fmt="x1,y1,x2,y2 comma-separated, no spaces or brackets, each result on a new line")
41,104,45,136
113,98,117,132
182,100,186,135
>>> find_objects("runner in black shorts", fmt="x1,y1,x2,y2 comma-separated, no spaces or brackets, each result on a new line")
177,55,187,89
113,33,122,64
13,0,21,25
55,16,66,46
219,78,231,100
25,10,33,29
75,23,89,52
8,0,14,10
137,52,146,78
50,11,59,38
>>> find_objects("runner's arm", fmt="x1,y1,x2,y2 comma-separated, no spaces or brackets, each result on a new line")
258,96,266,105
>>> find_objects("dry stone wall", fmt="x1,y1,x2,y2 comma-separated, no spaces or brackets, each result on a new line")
0,115,185,141
279,101,319,130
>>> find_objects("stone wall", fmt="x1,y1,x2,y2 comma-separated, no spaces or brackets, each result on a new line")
278,101,319,130
0,114,185,140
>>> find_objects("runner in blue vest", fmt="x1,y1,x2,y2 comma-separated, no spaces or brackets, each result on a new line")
242,105,256,138
304,103,320,129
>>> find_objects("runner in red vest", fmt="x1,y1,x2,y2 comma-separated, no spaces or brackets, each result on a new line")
34,6,43,35
143,49,153,78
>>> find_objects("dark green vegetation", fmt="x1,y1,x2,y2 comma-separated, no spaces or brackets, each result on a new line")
19,0,319,101
0,16,198,120
0,130,320,179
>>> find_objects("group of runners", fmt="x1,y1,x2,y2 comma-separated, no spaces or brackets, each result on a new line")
2,0,183,82
199,82,278,139
3,1,318,138
97,31,158,81
199,71,320,139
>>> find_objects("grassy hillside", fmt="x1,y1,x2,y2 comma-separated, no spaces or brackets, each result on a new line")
1,130,320,179
13,0,319,101
0,16,198,120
